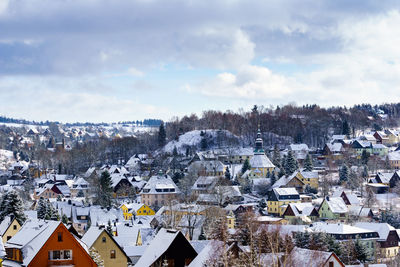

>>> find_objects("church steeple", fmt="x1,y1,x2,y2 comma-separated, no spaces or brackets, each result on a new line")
254,124,264,154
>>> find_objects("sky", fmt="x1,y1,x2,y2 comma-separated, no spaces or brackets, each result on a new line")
1,0,400,122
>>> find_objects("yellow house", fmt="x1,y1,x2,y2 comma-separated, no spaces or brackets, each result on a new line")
120,203,155,220
267,188,301,216
296,171,319,190
0,216,21,244
226,211,236,229
81,227,130,267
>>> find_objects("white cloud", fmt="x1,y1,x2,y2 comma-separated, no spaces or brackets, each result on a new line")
191,65,292,99
0,75,170,122
189,10,400,107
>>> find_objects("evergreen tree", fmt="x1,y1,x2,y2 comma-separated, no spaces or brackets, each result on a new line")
200,136,208,150
354,239,369,263
158,122,166,147
241,159,251,174
62,214,69,224
258,198,267,210
225,168,231,180
271,171,277,186
95,171,113,207
339,164,349,183
272,145,281,168
0,191,26,225
348,169,359,190
303,153,313,171
285,150,298,175
385,155,391,170
361,150,370,165
172,146,178,157
37,197,47,219
280,154,287,177
342,120,350,136
362,165,369,179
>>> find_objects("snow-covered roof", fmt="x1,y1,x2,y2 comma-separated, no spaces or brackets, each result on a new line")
289,144,309,151
188,240,222,267
310,222,376,235
285,203,316,217
89,206,124,226
81,226,103,248
6,220,62,266
325,197,348,214
354,222,395,241
273,187,299,197
141,173,179,195
272,171,301,188
285,247,337,267
388,151,400,161
0,216,12,236
135,229,195,267
249,154,275,168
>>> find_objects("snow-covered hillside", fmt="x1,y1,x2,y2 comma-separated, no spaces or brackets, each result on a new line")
0,149,16,171
163,129,240,154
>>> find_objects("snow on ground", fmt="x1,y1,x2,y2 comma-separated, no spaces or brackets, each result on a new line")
0,122,48,130
0,149,15,171
163,129,238,154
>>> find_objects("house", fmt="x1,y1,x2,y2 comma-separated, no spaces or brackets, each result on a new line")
267,188,300,216
289,143,309,162
352,140,388,157
297,170,319,190
283,247,345,267
196,185,243,206
70,177,90,197
322,142,344,159
248,128,275,178
4,220,96,267
348,206,374,220
120,203,155,220
333,190,360,206
135,229,197,267
82,226,130,267
318,197,348,220
0,216,21,244
355,222,400,259
140,171,180,207
33,183,71,199
272,171,305,193
282,203,319,221
388,151,400,169
310,222,379,257
367,171,400,192
191,176,219,195
188,160,226,177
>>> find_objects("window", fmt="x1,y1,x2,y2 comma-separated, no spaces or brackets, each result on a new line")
329,262,334,267
110,250,116,259
102,237,106,243
58,232,63,242
13,225,17,230
48,250,72,260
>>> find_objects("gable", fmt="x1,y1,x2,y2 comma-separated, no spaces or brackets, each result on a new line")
29,223,96,267
92,230,129,263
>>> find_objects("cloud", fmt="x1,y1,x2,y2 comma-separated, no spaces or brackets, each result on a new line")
188,10,400,107
190,65,292,99
0,75,170,122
